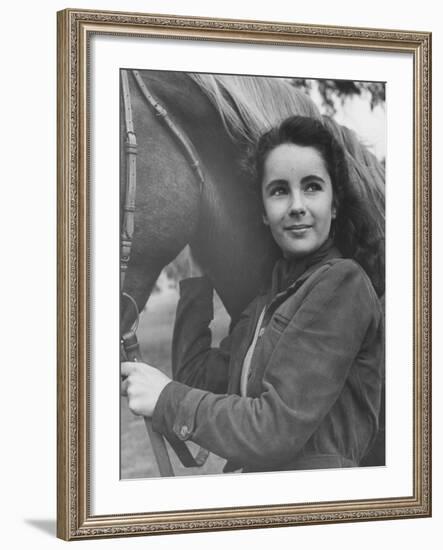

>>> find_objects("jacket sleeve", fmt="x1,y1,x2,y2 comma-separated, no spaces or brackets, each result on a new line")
171,276,253,394
153,261,381,468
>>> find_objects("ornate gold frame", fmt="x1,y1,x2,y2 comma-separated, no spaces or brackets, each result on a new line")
57,8,431,540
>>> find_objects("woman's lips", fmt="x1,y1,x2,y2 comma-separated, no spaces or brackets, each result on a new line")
284,224,312,236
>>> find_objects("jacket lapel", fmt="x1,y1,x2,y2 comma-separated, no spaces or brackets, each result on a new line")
227,246,343,395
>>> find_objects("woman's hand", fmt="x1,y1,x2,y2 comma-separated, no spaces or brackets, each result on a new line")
121,362,171,417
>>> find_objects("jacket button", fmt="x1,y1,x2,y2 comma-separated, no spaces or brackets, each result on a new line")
179,425,189,439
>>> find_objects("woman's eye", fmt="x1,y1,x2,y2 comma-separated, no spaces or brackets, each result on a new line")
270,185,287,196
305,182,322,192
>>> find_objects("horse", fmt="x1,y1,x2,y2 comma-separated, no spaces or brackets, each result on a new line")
120,70,385,328
120,69,386,475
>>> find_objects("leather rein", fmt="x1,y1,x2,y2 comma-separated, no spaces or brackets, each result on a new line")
120,69,209,475
120,69,205,291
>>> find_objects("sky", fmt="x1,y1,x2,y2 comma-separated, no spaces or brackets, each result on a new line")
307,81,386,161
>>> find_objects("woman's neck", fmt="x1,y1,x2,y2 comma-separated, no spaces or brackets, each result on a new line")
272,237,336,295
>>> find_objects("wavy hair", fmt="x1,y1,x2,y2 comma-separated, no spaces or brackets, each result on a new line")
189,73,320,145
249,115,385,296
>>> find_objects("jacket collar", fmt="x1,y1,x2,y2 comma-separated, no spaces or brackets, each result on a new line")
268,239,343,303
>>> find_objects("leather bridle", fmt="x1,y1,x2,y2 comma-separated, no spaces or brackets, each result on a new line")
121,69,206,291
120,69,209,476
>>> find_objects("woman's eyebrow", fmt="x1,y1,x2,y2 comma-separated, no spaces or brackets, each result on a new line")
300,175,326,184
263,178,287,190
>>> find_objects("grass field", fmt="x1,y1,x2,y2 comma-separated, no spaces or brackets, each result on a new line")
120,271,231,479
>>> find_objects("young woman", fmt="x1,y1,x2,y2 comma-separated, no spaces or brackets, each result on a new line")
121,115,384,473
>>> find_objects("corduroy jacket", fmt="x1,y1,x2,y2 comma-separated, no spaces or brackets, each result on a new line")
152,248,384,473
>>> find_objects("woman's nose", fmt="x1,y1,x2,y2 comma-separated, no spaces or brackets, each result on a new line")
288,190,306,216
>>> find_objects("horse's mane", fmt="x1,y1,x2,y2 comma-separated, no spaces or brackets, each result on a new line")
322,117,385,231
189,73,385,294
189,73,321,145
190,73,385,227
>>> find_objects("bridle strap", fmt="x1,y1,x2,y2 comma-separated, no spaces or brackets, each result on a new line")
120,70,209,472
120,69,207,287
132,69,206,194
121,69,138,290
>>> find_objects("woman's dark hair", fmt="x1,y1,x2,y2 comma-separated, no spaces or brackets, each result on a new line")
249,115,385,296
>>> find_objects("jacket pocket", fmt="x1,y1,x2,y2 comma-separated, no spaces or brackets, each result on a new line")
269,312,291,334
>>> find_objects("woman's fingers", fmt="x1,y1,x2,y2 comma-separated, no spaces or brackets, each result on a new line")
121,362,139,397
121,361,137,378
120,361,172,417
120,376,129,396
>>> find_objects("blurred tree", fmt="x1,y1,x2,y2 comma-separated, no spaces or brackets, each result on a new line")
291,78,385,116
150,247,192,293
164,247,191,284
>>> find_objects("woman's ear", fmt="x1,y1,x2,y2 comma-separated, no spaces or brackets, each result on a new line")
262,213,269,225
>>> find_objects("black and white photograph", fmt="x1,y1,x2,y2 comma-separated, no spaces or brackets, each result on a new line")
119,69,386,480
2,0,441,544
53,5,432,542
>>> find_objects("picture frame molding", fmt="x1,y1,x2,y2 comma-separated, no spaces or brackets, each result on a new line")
57,8,431,540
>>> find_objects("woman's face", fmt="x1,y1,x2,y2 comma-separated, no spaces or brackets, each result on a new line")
261,143,335,259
